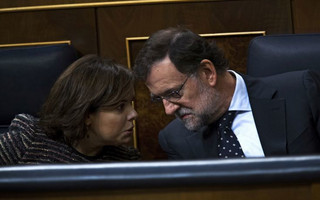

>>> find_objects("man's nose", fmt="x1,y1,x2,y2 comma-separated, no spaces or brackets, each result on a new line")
162,99,180,115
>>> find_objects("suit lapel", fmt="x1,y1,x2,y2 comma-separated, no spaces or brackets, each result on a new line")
243,75,287,156
250,98,287,156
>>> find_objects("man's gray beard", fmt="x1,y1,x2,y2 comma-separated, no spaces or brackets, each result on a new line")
182,112,212,131
175,98,216,131
175,82,220,131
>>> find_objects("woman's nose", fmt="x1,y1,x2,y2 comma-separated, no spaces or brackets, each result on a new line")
128,107,138,121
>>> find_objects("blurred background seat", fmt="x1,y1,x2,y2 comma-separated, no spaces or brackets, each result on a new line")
0,43,79,133
247,33,320,77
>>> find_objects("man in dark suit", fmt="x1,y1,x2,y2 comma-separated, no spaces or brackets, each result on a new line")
133,27,320,160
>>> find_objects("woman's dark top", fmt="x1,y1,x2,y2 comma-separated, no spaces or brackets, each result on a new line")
0,114,140,165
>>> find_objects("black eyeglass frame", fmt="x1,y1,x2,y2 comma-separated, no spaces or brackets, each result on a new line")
151,76,189,102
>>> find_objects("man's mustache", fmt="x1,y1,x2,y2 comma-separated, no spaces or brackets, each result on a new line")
175,107,194,119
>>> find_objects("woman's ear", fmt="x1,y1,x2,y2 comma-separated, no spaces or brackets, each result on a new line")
85,114,92,126
198,59,217,86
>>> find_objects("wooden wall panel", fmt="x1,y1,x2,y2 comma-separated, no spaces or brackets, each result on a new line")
98,0,292,65
0,8,98,55
97,0,292,160
292,0,320,33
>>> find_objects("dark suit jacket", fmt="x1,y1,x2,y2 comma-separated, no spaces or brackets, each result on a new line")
158,70,320,160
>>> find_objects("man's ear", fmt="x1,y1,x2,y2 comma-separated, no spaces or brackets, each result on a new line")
198,59,217,86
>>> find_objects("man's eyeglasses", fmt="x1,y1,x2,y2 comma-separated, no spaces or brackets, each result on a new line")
151,76,189,102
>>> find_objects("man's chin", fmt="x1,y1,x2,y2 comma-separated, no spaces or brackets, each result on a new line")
180,117,203,131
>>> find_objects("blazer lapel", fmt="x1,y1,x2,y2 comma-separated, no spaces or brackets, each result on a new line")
243,75,287,156
250,98,287,156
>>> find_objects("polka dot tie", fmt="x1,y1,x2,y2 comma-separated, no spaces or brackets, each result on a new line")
217,111,245,158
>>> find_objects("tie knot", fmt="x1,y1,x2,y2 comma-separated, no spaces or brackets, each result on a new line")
218,111,236,131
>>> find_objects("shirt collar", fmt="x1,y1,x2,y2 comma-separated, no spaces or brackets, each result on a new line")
228,70,251,111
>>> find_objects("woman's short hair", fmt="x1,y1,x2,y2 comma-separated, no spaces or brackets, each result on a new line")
39,54,135,145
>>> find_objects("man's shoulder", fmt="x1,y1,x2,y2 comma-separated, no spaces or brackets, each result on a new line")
242,69,318,88
243,69,316,81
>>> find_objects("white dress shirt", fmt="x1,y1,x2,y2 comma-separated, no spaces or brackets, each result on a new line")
228,71,265,157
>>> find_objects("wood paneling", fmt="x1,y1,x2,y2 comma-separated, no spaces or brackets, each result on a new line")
98,0,292,65
0,8,98,55
292,0,320,33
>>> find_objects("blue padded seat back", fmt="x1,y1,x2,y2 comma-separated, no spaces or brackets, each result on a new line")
0,44,79,133
247,33,320,77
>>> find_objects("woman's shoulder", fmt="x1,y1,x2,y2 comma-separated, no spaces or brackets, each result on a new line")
0,114,40,165
11,113,37,122
10,113,47,134
9,113,39,131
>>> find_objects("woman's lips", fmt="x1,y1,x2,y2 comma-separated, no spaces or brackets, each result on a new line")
123,126,134,135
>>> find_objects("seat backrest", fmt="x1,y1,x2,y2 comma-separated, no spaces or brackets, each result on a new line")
247,33,320,77
0,43,79,133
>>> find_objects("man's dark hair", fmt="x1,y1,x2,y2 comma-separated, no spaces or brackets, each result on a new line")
133,27,228,81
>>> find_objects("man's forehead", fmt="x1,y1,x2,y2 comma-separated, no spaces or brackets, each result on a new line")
146,57,185,93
